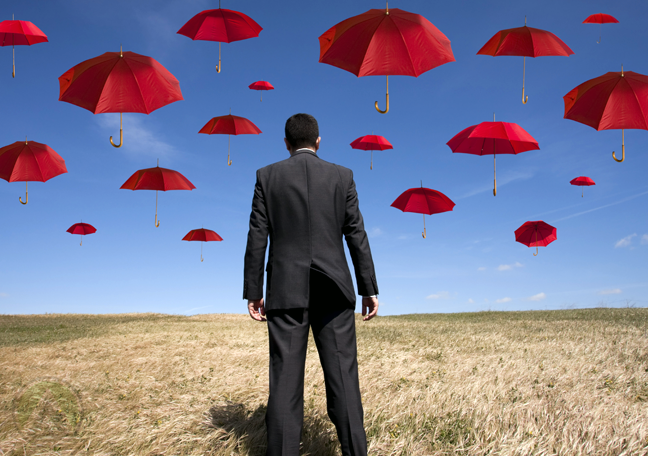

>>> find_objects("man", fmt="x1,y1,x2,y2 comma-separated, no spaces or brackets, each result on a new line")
244,113,379,456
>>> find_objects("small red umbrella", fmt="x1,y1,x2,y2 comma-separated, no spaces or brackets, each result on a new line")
446,116,539,196
177,1,262,73
182,228,223,262
477,17,573,104
583,14,618,43
570,176,595,197
0,17,48,78
199,112,262,165
391,181,455,239
515,221,556,256
350,134,393,170
120,160,195,227
58,47,183,148
248,81,274,101
67,222,96,246
0,139,67,204
319,3,455,113
563,67,648,163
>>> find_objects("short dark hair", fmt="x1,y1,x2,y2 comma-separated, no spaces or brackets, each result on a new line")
285,113,319,149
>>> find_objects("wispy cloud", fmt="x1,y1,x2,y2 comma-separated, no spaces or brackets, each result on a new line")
615,234,637,248
553,190,648,222
467,298,474,304
459,171,533,199
369,227,383,237
477,267,486,271
641,234,648,245
496,297,512,303
497,262,523,271
96,115,177,162
0,292,8,298
527,292,546,301
598,289,622,295
426,291,450,300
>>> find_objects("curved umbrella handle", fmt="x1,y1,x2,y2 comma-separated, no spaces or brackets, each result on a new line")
215,42,222,73
19,182,28,205
110,113,123,148
375,75,389,114
613,130,625,162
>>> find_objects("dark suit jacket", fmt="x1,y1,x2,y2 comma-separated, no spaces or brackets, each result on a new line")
243,150,378,310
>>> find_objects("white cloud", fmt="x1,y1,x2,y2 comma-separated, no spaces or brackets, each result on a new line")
96,115,177,162
598,289,622,295
369,227,383,237
615,234,637,248
641,234,648,245
527,292,546,301
496,297,512,303
467,298,474,304
477,267,486,271
426,291,450,300
497,262,523,271
0,292,8,298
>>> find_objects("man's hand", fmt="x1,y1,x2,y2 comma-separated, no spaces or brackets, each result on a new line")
362,297,379,321
248,298,266,321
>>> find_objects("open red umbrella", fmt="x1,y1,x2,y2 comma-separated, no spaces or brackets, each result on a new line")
0,17,47,78
177,1,262,73
182,228,223,262
563,67,648,163
570,176,595,197
319,3,454,113
515,221,556,256
477,17,573,104
350,134,393,170
199,112,262,165
391,181,455,239
120,160,195,227
67,222,96,246
58,47,183,148
248,81,274,101
446,116,539,195
0,139,67,205
583,14,618,43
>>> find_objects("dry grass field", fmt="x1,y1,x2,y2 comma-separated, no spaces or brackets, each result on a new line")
1,308,648,455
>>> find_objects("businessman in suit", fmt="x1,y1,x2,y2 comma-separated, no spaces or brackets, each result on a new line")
244,113,379,456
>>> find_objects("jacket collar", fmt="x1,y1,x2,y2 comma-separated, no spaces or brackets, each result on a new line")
291,149,318,158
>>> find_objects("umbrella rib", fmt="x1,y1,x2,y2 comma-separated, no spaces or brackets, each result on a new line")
627,77,648,130
391,19,419,76
124,57,151,114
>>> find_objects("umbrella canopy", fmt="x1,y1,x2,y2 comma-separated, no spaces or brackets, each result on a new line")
182,228,223,262
319,4,454,113
0,19,48,78
67,222,97,246
391,182,455,239
477,18,573,104
248,81,274,101
570,176,595,197
199,113,262,165
446,120,539,195
177,5,262,73
583,14,618,42
563,68,648,163
58,48,183,148
120,161,195,227
515,221,557,256
350,134,393,170
0,139,67,204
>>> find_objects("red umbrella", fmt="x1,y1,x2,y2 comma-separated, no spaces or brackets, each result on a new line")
350,134,393,170
199,112,262,165
319,3,454,113
583,14,618,43
477,17,573,104
120,160,195,227
58,47,183,148
177,2,262,73
446,116,539,195
0,139,67,205
563,67,648,163
67,222,97,246
248,81,274,101
0,17,47,78
570,176,595,197
182,228,223,262
391,181,455,239
515,221,556,256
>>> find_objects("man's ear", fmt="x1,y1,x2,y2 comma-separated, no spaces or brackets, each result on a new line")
315,137,321,151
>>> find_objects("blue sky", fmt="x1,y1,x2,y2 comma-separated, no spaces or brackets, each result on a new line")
1,0,647,316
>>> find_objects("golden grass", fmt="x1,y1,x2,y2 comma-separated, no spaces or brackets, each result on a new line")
1,308,647,455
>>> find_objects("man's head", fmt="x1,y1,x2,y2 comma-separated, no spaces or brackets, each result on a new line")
285,113,320,153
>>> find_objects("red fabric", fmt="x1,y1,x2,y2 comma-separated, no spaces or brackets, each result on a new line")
477,26,573,57
563,71,648,131
515,221,557,248
58,51,183,114
446,121,539,155
67,223,97,235
182,228,223,242
570,176,595,186
319,7,454,77
391,187,455,215
583,14,619,24
248,81,274,91
199,114,262,135
0,140,67,182
120,166,195,191
350,135,393,151
0,20,48,46
177,9,262,43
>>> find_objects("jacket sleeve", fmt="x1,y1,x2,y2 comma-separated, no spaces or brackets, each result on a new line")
243,170,269,300
342,170,379,296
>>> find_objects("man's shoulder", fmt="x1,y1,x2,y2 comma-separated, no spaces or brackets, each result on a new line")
256,153,353,178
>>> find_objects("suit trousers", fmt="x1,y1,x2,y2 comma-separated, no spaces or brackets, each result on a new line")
265,270,367,456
